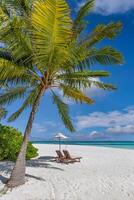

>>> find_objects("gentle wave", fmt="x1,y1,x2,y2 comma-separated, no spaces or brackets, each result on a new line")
32,141,134,150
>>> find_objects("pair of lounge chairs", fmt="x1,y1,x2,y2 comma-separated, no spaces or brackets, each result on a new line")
55,150,82,164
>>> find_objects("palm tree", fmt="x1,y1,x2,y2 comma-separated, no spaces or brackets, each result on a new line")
0,81,8,120
0,0,123,188
0,107,7,120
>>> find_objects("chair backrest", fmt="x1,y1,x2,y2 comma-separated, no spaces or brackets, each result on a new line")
63,150,71,159
56,150,64,158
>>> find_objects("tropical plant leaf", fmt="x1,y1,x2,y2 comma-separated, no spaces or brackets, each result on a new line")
57,70,110,79
60,84,94,104
90,80,117,90
57,71,110,89
82,22,122,47
52,91,75,132
0,87,27,105
8,86,40,122
73,0,94,35
57,71,116,91
63,44,123,72
32,0,72,67
0,58,27,80
87,47,123,66
0,107,7,120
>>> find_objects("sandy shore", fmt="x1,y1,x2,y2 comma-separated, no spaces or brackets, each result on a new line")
0,144,134,200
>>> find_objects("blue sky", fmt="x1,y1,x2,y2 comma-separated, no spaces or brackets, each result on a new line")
1,0,134,141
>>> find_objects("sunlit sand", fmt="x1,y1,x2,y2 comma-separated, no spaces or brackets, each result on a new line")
0,144,134,200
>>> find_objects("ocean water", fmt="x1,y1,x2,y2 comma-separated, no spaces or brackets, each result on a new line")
32,141,134,150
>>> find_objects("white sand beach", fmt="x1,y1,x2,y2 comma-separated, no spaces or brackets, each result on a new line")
0,144,134,200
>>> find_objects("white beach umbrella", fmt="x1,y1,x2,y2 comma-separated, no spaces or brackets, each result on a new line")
54,133,68,150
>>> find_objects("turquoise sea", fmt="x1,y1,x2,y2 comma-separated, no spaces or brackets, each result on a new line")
32,141,134,150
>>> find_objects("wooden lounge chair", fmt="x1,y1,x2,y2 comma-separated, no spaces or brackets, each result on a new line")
55,150,75,164
63,150,82,162
55,150,65,162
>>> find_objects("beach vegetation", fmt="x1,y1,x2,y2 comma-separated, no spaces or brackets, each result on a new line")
0,124,38,161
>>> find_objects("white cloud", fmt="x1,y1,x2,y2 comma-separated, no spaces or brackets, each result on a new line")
95,0,134,15
33,121,56,133
58,90,75,105
76,106,134,133
83,78,106,98
44,120,56,127
33,123,47,133
77,0,134,15
107,125,134,134
89,130,103,139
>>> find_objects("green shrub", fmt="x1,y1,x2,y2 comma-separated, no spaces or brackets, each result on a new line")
0,124,38,161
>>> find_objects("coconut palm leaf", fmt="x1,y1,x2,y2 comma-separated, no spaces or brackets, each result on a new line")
87,47,123,66
0,0,31,17
8,86,40,122
0,58,27,79
57,71,110,88
60,84,94,104
32,0,72,67
0,87,27,105
0,107,7,120
59,75,116,91
81,22,122,47
62,44,123,72
89,80,117,90
57,71,110,79
73,0,94,35
52,91,75,132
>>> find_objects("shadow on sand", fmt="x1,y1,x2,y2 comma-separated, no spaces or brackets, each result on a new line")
0,156,63,184
26,156,63,171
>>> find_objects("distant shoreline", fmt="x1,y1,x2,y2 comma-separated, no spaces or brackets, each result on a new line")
31,141,134,150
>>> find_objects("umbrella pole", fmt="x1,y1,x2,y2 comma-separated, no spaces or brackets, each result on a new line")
59,137,61,151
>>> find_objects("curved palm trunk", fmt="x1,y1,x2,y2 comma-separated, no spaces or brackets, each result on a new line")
7,88,44,188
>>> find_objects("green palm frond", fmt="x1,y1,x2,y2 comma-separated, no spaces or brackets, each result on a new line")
52,91,75,132
57,70,109,89
58,73,116,91
8,86,40,122
0,58,27,80
0,80,8,88
59,77,91,89
0,5,9,23
57,71,110,79
73,0,94,35
87,47,123,66
0,0,31,17
0,55,40,87
0,11,32,63
60,84,94,104
81,22,122,47
0,107,7,120
63,44,123,72
32,0,72,67
57,71,110,89
6,20,31,61
90,80,117,90
0,51,12,61
0,87,27,105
